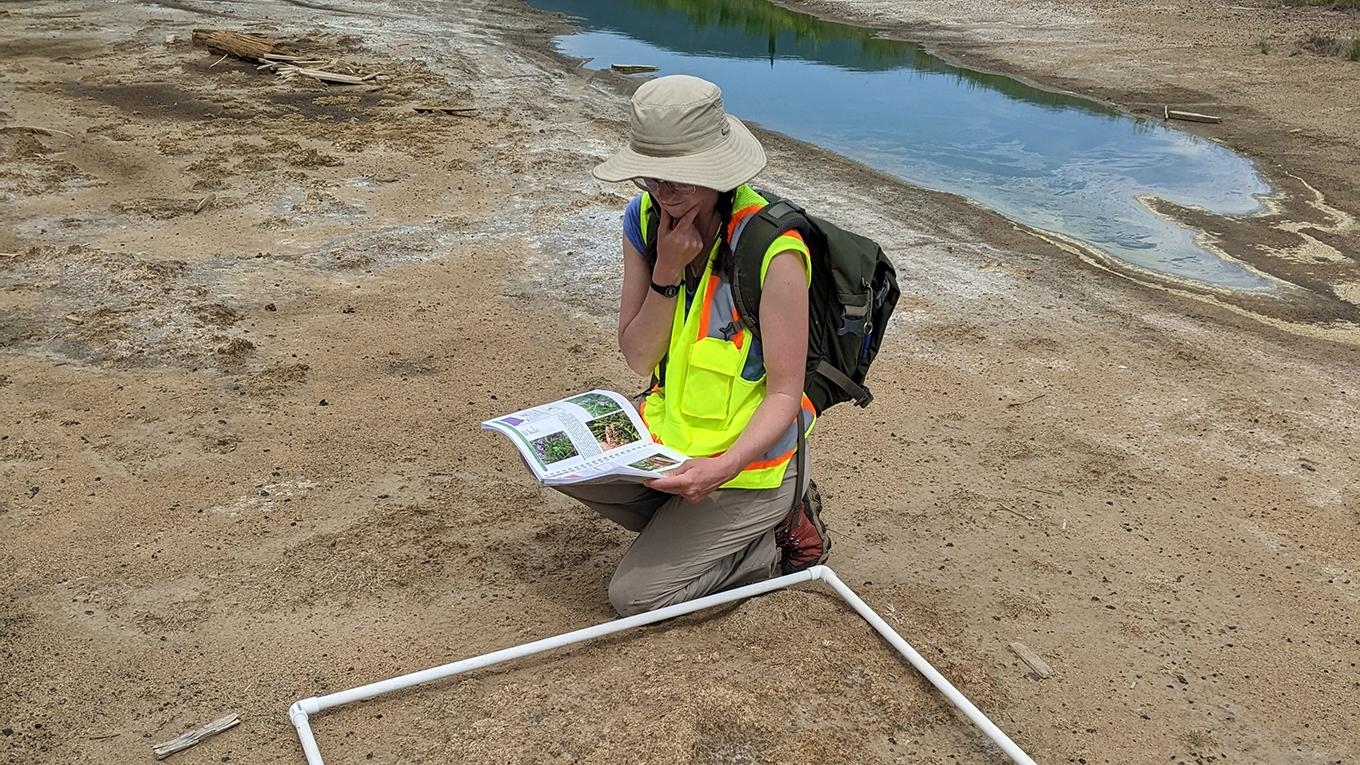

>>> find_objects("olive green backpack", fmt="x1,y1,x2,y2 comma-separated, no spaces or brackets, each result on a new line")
643,190,900,415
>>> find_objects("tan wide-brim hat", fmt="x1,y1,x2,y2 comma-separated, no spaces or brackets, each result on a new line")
593,75,766,193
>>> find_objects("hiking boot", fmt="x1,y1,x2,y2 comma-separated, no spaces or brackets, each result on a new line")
775,480,831,575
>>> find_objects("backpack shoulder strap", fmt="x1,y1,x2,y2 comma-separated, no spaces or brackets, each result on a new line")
731,189,811,333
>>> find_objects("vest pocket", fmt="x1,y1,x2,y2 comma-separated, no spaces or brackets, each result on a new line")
680,337,746,422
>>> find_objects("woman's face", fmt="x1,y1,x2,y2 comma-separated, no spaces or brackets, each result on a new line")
637,179,721,219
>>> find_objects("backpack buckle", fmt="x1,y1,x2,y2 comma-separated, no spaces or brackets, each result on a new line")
855,385,874,408
874,278,892,306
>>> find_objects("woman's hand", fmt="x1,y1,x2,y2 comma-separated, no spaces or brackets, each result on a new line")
644,456,741,503
653,206,705,283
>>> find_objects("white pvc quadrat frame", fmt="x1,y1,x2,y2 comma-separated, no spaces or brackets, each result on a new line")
288,565,1038,765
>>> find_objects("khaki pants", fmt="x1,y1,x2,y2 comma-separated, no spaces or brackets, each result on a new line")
554,448,809,617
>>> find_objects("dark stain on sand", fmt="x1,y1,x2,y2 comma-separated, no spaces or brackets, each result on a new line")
62,81,253,121
265,89,384,121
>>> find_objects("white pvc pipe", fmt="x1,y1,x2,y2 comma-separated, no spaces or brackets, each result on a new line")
287,706,324,765
296,568,818,718
817,567,1038,765
288,566,1036,765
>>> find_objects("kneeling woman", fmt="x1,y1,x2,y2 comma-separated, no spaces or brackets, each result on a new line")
554,75,830,616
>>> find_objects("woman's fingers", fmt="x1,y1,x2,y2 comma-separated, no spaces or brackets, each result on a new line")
655,206,705,275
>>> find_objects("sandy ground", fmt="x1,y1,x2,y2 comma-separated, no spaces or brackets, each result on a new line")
1,1,1357,764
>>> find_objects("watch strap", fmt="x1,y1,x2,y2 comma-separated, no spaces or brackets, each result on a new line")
650,279,682,298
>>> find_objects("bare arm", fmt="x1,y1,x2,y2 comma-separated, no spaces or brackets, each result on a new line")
618,206,706,376
618,235,679,377
645,250,808,501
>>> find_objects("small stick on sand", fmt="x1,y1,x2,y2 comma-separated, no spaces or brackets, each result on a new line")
1009,642,1054,678
152,713,240,760
999,504,1036,522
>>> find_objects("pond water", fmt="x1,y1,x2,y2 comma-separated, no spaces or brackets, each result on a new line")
529,0,1276,290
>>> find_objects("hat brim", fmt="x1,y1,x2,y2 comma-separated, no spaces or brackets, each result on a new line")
592,115,766,193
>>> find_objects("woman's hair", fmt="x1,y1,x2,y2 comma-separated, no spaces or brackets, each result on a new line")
711,188,739,278
643,188,740,279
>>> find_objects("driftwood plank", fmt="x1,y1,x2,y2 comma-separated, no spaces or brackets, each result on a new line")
610,64,659,74
1164,106,1222,124
1009,641,1054,678
279,67,378,85
152,713,240,760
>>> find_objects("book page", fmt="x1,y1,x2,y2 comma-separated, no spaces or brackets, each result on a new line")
481,389,662,482
543,441,689,485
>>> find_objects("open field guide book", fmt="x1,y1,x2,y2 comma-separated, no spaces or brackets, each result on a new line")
482,389,689,486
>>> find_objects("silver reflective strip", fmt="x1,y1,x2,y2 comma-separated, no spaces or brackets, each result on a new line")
756,407,811,463
730,212,754,253
704,280,738,339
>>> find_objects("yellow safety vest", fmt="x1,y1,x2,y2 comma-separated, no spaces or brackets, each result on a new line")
637,185,816,489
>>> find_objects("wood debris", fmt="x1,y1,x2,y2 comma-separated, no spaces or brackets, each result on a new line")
191,29,292,61
1164,105,1222,124
274,65,380,85
151,713,240,760
611,64,659,74
1006,393,1047,409
1009,641,1054,679
191,29,380,87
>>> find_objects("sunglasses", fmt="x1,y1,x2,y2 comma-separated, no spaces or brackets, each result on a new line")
632,177,699,196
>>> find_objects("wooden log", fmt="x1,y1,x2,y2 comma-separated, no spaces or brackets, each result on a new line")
1009,641,1054,678
191,29,292,61
610,64,659,74
151,713,240,760
1164,106,1222,124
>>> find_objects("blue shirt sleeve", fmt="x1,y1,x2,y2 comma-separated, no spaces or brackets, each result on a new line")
622,194,646,254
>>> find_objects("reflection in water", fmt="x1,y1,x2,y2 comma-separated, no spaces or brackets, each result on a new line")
531,0,1275,290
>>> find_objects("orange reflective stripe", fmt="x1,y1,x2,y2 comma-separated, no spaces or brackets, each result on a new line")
727,203,764,241
695,274,720,339
743,447,796,472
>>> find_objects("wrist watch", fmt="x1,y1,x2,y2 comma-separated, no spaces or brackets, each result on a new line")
649,279,682,298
